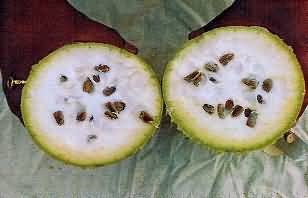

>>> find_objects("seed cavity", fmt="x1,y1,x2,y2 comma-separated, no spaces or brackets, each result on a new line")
257,94,265,104
225,99,234,111
83,77,94,93
95,64,110,73
262,78,273,92
244,108,252,117
139,111,154,123
53,111,64,125
103,86,116,96
217,104,225,119
246,111,258,128
241,77,258,89
92,75,100,83
219,53,234,65
184,71,203,86
203,104,215,114
231,105,244,117
87,134,97,143
76,111,87,121
60,75,68,82
104,111,118,119
204,62,219,72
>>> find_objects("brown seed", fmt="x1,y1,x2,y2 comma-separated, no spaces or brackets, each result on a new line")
209,77,218,83
113,101,126,113
244,108,252,117
219,53,234,65
262,78,273,92
184,71,199,82
217,104,225,119
284,131,295,144
76,111,87,121
203,104,215,114
241,78,258,89
87,134,97,143
104,111,118,119
139,111,154,123
257,94,265,104
192,73,203,86
246,111,258,128
83,77,94,93
92,75,100,83
53,111,64,125
95,64,110,73
105,102,116,112
225,99,234,111
103,86,116,96
60,75,68,82
204,63,219,72
231,105,244,117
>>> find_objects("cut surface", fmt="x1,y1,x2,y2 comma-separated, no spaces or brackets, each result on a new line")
163,26,305,151
21,43,162,166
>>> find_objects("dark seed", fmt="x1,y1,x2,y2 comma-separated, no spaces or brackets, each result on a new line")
103,86,116,96
139,111,154,123
204,63,219,72
76,111,87,121
217,104,225,119
219,53,234,65
192,73,203,86
89,115,94,122
244,108,252,117
53,111,64,125
209,77,217,83
87,134,97,143
92,75,100,83
241,78,258,89
203,104,215,114
95,64,110,73
113,101,126,113
262,78,273,92
60,75,68,82
184,71,199,82
105,102,116,112
83,77,94,93
284,131,295,144
225,99,234,111
104,111,118,119
231,105,244,117
257,94,265,104
246,111,258,128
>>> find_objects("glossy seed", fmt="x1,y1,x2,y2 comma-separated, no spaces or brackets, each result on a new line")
83,77,94,93
219,53,234,65
60,75,68,82
113,101,126,113
192,73,203,86
262,78,273,92
104,111,118,119
53,111,64,125
204,63,219,72
95,64,110,73
87,134,97,143
257,94,265,104
184,71,199,82
241,78,258,89
76,111,87,121
209,77,218,83
103,86,116,96
203,104,215,114
246,111,258,128
139,111,154,123
92,75,100,83
231,105,244,117
217,104,225,119
244,108,252,117
284,131,295,144
225,99,234,111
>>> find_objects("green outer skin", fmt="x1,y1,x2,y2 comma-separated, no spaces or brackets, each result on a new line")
21,43,163,167
162,26,305,152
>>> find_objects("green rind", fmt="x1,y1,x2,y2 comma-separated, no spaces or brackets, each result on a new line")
162,26,305,152
21,42,163,167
